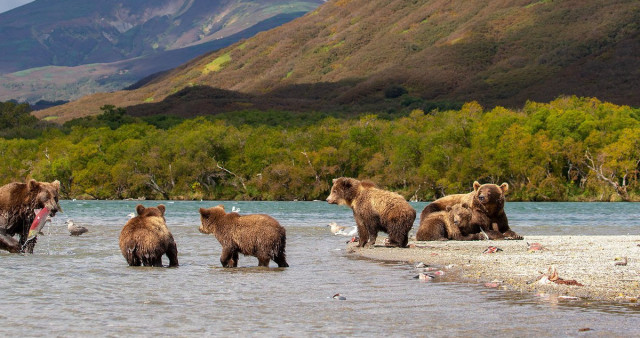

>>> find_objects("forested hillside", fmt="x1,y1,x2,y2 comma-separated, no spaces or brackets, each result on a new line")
36,0,640,121
5,97,640,201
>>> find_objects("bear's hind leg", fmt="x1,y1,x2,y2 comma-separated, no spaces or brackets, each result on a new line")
231,251,239,267
365,229,378,248
167,241,179,267
416,219,447,241
127,255,141,266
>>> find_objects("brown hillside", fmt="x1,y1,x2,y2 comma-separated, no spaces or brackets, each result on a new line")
36,0,640,122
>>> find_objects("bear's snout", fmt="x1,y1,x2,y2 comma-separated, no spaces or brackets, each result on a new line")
45,201,62,216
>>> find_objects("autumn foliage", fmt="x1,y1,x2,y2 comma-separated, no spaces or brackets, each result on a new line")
2,96,640,201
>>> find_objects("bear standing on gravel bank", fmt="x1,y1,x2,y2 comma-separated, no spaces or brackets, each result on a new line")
326,177,416,248
416,203,486,241
199,205,288,268
119,204,179,267
420,181,522,240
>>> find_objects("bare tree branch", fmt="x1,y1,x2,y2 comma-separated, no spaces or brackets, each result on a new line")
146,174,170,200
301,151,319,182
584,150,629,201
216,161,247,192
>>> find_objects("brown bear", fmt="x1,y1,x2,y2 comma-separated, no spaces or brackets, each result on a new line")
119,204,179,267
420,181,522,240
326,177,416,248
199,205,288,268
0,179,62,253
416,203,486,241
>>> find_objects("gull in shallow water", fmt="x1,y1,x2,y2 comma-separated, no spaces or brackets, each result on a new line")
66,219,88,236
127,212,135,219
327,222,357,236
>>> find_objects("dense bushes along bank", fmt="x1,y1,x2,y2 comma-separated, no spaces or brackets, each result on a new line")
1,96,639,201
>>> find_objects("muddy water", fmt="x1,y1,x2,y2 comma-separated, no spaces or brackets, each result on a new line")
0,201,638,336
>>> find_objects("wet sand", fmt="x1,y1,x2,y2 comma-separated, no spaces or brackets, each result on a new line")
349,236,640,304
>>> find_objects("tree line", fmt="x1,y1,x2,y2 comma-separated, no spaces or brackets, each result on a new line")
0,96,639,201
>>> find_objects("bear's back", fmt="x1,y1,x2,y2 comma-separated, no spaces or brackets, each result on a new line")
360,187,414,217
120,216,172,248
230,214,285,240
0,182,26,208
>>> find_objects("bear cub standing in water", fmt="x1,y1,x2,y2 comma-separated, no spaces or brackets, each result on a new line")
119,204,179,267
199,205,288,268
326,177,415,248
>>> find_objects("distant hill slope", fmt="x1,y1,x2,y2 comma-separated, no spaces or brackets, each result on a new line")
36,0,640,122
0,0,323,103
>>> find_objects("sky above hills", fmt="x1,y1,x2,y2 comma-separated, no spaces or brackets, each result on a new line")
0,0,34,14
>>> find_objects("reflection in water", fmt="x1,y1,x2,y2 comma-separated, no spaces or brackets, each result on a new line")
0,201,638,336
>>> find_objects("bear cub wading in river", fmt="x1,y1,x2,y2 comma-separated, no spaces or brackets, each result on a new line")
416,203,485,241
0,179,62,253
420,181,522,240
326,177,416,248
119,204,179,267
199,205,288,268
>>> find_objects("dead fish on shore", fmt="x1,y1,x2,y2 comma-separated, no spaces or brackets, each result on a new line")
483,246,503,254
527,242,544,252
346,236,359,244
484,279,503,288
534,266,584,286
414,273,435,281
614,257,628,266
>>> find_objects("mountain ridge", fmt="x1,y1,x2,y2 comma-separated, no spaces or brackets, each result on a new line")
36,0,640,122
0,0,324,102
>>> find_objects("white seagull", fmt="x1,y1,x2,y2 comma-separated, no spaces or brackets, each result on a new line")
327,222,357,236
66,219,89,236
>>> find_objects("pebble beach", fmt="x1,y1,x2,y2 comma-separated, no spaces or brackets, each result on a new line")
349,236,640,304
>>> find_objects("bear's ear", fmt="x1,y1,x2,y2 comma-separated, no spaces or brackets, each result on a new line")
461,203,469,209
342,178,352,189
332,178,338,184
51,180,61,190
199,207,208,216
157,205,166,216
446,206,452,212
473,181,481,192
217,204,225,211
500,183,509,193
27,179,38,191
136,204,145,215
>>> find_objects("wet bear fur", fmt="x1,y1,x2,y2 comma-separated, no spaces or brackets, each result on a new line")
199,205,288,268
326,177,416,248
416,203,485,241
420,181,522,240
0,179,62,253
119,204,179,267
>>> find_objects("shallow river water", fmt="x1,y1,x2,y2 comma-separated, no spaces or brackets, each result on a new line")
1,201,639,336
